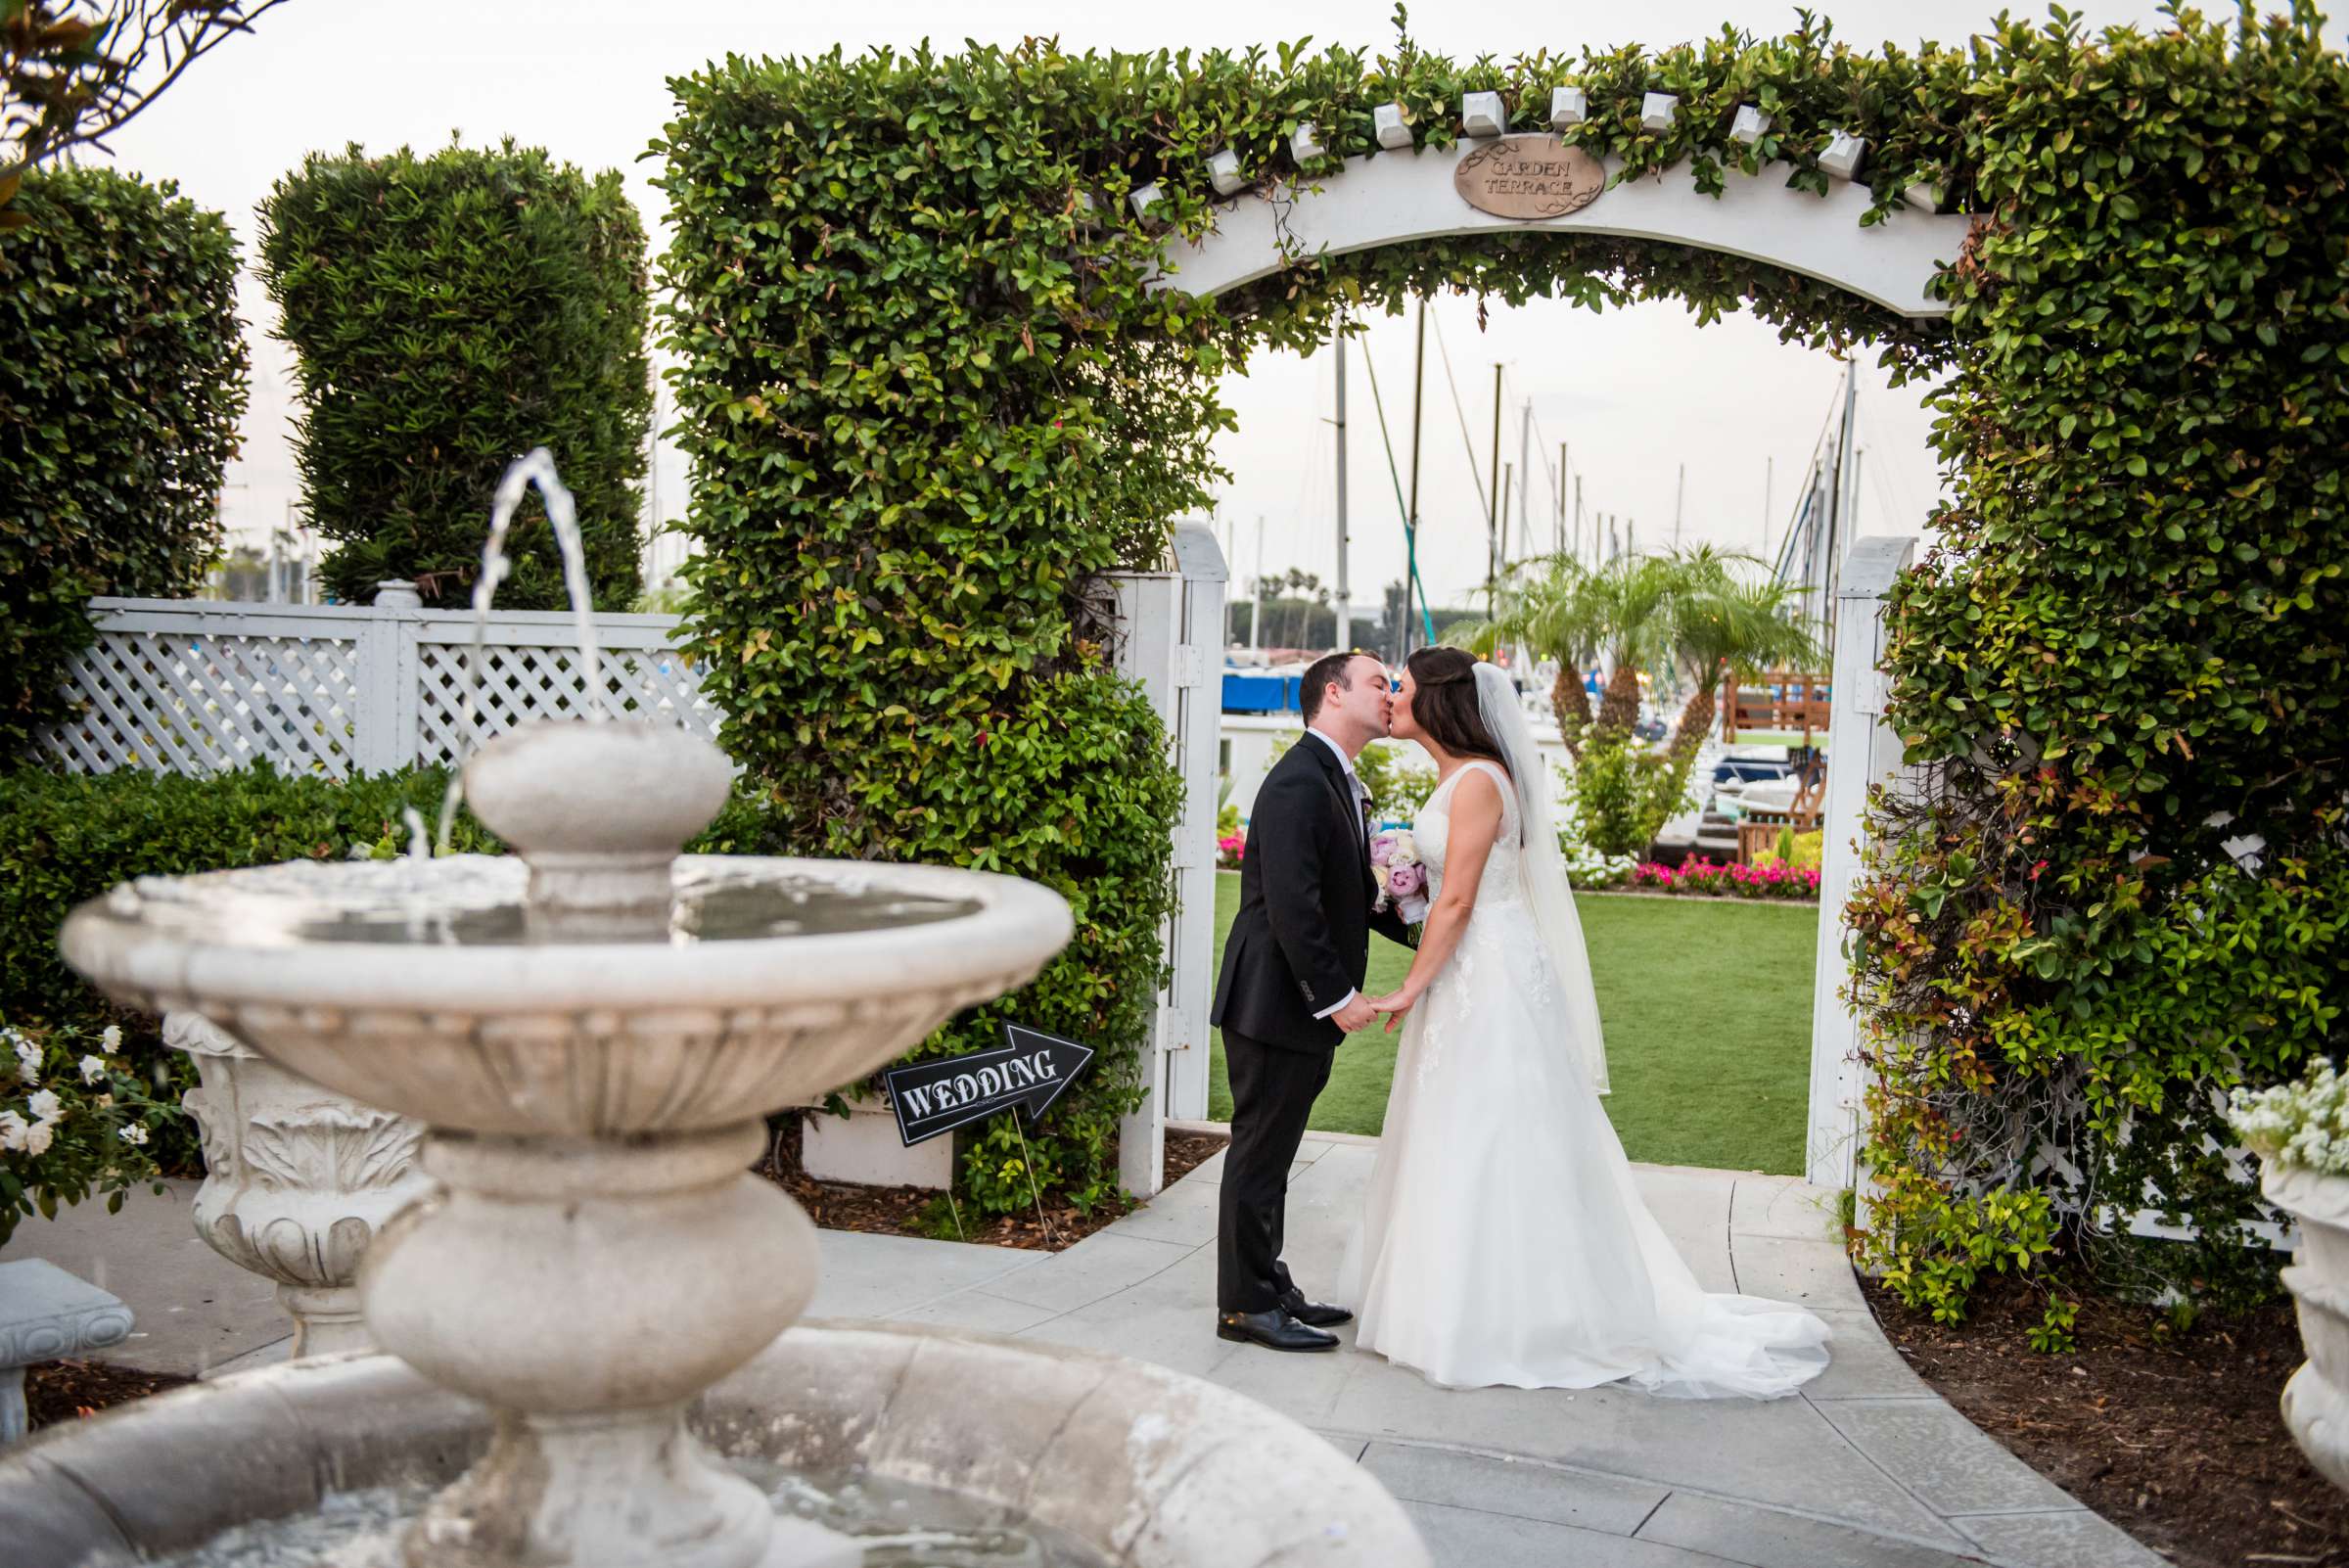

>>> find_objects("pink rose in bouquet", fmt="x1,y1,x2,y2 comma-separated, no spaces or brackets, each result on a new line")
1385,860,1426,900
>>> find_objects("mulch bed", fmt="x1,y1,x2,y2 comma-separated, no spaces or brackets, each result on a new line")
1860,1273,2349,1568
23,1358,196,1431
754,1116,1226,1254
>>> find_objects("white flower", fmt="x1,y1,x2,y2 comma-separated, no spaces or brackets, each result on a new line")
2232,1067,2349,1174
79,1055,109,1085
0,1109,27,1153
12,1037,37,1085
24,1088,63,1127
101,1025,122,1051
23,1121,52,1156
116,1123,150,1146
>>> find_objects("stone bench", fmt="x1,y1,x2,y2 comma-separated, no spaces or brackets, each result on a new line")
0,1258,134,1442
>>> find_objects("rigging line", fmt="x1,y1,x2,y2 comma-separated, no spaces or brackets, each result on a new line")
1525,402,1565,532
1426,308,1494,525
1769,367,1851,580
1359,335,1438,646
1856,395,1932,530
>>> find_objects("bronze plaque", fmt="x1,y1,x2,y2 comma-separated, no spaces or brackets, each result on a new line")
1453,135,1606,221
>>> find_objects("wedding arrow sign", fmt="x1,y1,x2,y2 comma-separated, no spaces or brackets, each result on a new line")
882,1023,1095,1148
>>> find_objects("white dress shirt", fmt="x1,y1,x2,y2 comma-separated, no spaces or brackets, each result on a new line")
1305,727,1371,1021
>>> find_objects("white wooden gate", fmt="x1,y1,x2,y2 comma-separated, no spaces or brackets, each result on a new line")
1107,523,1229,1199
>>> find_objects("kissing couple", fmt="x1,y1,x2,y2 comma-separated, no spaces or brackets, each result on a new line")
1209,645,1833,1397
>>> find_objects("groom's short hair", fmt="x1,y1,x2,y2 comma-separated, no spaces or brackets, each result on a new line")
1301,650,1359,725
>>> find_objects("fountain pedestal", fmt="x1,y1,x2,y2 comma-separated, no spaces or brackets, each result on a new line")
371,1123,819,1568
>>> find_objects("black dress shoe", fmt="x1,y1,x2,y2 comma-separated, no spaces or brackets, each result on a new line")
1217,1308,1339,1352
1277,1288,1354,1328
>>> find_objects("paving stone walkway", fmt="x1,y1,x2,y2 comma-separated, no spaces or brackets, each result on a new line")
9,1139,2166,1568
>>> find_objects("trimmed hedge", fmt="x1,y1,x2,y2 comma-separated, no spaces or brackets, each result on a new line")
257,141,653,611
0,763,778,1173
1844,10,2349,1320
657,54,1191,1218
0,168,246,761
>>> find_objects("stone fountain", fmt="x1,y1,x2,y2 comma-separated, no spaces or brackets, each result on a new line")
0,456,1426,1568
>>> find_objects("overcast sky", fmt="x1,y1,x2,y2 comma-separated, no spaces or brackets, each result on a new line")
89,0,2344,610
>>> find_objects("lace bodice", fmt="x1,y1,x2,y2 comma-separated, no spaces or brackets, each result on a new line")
1413,760,1525,912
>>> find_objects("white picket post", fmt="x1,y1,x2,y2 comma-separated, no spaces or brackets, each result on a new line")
1105,522,1228,1200
1805,535,1916,1191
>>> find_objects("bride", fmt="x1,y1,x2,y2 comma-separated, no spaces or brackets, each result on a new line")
1336,646,1832,1398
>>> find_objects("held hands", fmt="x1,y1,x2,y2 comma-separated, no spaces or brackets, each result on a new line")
1330,994,1381,1034
1367,989,1420,1034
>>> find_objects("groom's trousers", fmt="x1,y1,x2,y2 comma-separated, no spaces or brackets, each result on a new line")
1217,1029,1334,1314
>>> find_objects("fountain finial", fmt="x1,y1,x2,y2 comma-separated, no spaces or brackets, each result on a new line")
463,719,733,938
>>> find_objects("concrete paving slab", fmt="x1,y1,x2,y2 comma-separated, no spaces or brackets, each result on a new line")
5,1178,281,1375
1182,1149,1226,1185
1402,1499,1739,1567
1106,1179,1221,1248
1202,1334,1359,1423
1802,1310,1937,1402
1950,1506,2170,1568
1322,1364,1965,1546
881,1290,1064,1336
1020,1300,1237,1379
1636,1493,1988,1568
803,1229,1031,1319
1817,1399,2076,1516
1730,1176,1844,1244
980,1232,1192,1314
1359,1442,1666,1535
1729,1235,1866,1311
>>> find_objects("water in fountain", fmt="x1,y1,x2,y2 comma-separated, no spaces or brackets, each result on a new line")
434,446,608,855
152,1466,1110,1568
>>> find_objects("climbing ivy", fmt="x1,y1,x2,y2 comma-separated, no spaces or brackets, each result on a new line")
655,8,2346,1275
1847,5,2349,1317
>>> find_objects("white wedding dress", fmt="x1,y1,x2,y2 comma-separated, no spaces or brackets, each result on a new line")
1336,697,1832,1398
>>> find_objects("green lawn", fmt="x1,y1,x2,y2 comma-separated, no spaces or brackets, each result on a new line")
1206,871,1818,1174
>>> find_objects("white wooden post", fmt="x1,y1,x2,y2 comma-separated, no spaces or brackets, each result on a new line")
1166,524,1228,1130
1106,522,1227,1200
1805,535,1915,1190
359,581,421,775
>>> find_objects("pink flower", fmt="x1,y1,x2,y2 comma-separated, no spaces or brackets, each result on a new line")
1386,861,1426,899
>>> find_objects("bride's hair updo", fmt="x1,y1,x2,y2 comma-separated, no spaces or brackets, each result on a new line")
1405,648,1507,767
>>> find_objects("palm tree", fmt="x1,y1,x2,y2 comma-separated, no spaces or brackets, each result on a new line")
1457,556,1608,753
1583,555,1682,744
1656,548,1826,768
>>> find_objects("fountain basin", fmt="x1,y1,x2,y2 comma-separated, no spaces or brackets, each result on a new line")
0,1323,1429,1567
61,854,1068,1138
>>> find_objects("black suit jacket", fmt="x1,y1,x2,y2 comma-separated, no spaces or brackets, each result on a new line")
1213,735,1414,1052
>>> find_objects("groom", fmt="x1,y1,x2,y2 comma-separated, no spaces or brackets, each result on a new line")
1211,650,1413,1353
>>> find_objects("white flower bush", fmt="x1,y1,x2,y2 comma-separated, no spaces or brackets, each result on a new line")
0,1016,175,1244
2229,1063,2349,1176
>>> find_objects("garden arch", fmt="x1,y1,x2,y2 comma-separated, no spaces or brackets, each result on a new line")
1145,129,1977,1187
657,17,2349,1303
1154,140,1974,320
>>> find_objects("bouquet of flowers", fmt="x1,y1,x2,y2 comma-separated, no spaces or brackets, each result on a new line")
1370,828,1430,923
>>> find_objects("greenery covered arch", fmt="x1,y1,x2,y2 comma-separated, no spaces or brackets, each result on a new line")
653,7,2348,1307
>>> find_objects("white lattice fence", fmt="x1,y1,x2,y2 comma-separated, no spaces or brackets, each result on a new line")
39,597,718,780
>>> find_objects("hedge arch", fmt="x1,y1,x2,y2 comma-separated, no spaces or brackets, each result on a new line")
654,10,2349,1313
